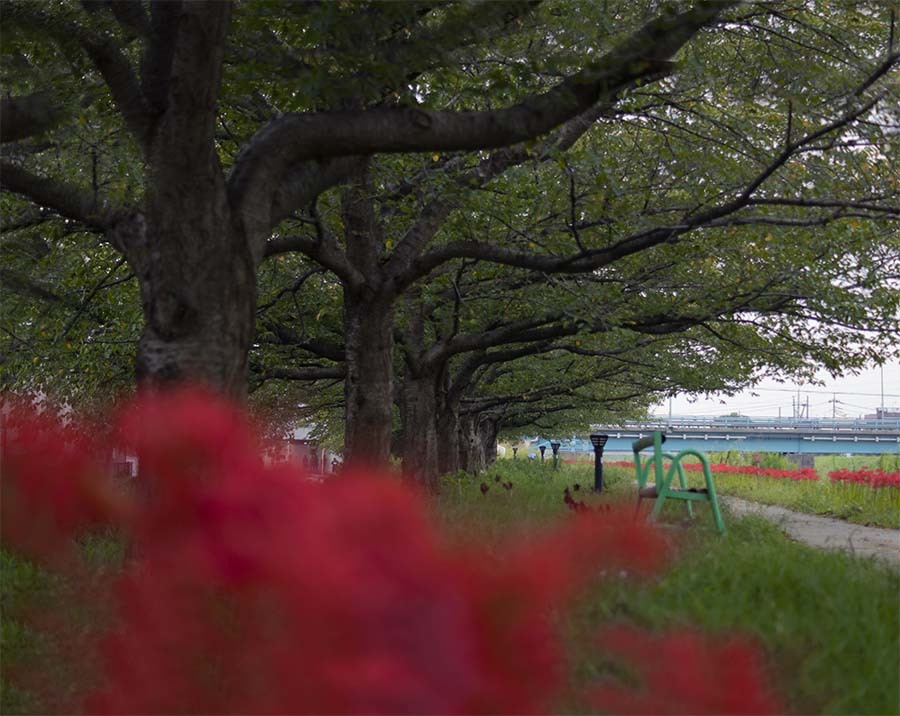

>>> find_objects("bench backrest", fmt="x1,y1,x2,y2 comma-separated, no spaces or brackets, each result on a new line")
632,431,666,488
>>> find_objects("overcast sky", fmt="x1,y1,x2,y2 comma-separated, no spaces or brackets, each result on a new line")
650,358,900,419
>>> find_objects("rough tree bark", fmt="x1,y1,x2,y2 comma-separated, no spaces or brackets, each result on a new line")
400,365,441,491
341,162,397,468
127,205,257,400
459,413,499,474
343,291,395,468
435,371,462,476
132,4,258,398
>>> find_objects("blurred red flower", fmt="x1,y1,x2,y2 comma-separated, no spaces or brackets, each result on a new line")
1,401,126,562
2,388,782,715
591,625,781,715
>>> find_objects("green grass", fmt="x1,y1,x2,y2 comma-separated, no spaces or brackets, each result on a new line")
440,461,900,715
0,551,58,715
3,465,898,715
0,530,124,715
569,516,899,714
709,471,900,527
555,455,900,528
702,452,900,527
815,453,900,473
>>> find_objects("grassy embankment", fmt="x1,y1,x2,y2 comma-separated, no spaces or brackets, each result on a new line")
522,448,900,528
440,460,899,714
2,461,898,714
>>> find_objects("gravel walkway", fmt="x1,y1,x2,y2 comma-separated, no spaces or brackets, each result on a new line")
721,496,900,568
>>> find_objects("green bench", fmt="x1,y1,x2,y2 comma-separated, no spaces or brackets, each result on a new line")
632,431,725,534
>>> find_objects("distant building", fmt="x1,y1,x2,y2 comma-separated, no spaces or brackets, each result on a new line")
865,408,900,420
264,426,341,474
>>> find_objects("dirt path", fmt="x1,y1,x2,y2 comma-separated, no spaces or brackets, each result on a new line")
721,496,900,568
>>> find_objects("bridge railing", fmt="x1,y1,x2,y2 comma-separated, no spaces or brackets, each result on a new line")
589,416,900,432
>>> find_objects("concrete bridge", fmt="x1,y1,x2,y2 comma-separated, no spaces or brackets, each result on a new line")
537,416,900,456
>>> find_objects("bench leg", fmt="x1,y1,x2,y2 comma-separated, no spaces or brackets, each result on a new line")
708,488,726,534
674,463,694,519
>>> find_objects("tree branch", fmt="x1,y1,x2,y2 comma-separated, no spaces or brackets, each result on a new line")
0,93,68,144
260,319,346,362
228,1,733,236
0,162,117,230
256,267,328,313
256,365,347,382
399,84,891,284
268,156,365,233
384,102,622,289
142,0,182,113
5,1,152,142
263,233,364,292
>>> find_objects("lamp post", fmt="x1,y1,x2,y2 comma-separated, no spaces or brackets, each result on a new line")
589,433,609,492
539,445,546,463
550,441,561,470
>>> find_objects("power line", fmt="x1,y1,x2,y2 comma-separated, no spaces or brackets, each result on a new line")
737,387,900,399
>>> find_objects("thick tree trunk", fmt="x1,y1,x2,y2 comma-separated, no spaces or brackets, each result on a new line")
459,413,499,474
436,404,461,476
479,417,500,469
129,208,256,400
127,3,254,399
459,414,480,474
400,366,441,492
436,370,462,475
343,292,395,468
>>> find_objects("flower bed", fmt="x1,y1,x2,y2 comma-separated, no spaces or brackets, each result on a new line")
592,459,899,527
604,460,818,481
828,467,900,489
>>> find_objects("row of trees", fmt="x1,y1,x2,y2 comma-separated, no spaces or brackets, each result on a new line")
3,1,899,488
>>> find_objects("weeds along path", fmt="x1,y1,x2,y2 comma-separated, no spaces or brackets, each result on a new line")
722,496,900,568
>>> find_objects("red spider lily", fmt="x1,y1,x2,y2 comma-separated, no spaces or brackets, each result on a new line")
3,389,781,715
89,483,668,713
591,625,782,715
114,387,262,496
681,463,818,481
606,460,819,482
1,401,130,562
828,468,900,489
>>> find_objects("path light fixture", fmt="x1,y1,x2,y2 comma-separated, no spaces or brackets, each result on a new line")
539,445,546,462
512,447,518,460
550,441,561,470
589,433,609,492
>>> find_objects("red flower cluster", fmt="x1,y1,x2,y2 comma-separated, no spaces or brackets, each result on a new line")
607,459,637,468
694,463,819,482
591,625,781,715
828,467,900,490
1,401,129,563
603,460,819,481
1,389,783,714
